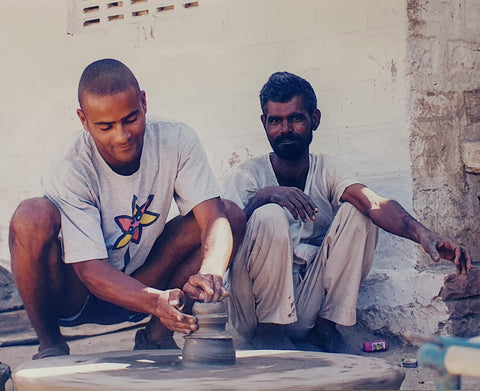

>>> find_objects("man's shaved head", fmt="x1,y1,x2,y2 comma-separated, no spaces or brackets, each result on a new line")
78,59,141,109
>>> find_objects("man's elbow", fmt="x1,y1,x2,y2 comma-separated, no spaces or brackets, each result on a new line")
72,259,108,287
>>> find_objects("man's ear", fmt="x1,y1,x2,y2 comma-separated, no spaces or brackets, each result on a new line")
76,109,89,132
140,90,147,114
312,108,321,131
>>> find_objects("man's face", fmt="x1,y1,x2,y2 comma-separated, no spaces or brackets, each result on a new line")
261,95,320,160
77,87,147,174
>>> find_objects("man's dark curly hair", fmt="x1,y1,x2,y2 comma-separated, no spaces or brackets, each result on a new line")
259,72,317,116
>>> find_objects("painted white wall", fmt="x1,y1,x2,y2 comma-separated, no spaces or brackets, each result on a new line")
1,0,414,289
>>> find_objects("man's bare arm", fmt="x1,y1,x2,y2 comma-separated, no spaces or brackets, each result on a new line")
341,183,472,274
72,259,197,333
182,197,232,302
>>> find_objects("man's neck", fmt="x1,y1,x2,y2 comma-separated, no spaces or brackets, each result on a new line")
110,155,141,176
270,152,309,190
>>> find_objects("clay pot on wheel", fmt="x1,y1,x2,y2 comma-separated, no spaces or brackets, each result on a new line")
182,301,235,366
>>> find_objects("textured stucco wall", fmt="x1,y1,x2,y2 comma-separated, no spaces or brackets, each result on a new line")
1,0,411,272
355,0,480,341
408,0,480,266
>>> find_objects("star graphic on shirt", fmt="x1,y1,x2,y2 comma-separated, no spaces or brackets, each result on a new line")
112,195,159,250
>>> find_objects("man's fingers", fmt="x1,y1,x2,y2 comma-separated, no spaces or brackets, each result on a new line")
272,188,317,222
458,247,472,275
220,286,229,299
301,195,318,221
211,276,225,302
465,248,473,271
284,195,307,222
292,194,317,222
161,314,197,334
158,303,187,328
424,236,472,275
183,282,206,301
168,304,186,322
185,274,227,302
435,239,472,275
191,274,215,302
453,245,461,266
168,289,186,311
285,199,315,222
429,241,440,262
282,201,299,220
441,239,470,275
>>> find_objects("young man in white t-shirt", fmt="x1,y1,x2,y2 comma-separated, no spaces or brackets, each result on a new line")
222,71,471,353
9,59,245,360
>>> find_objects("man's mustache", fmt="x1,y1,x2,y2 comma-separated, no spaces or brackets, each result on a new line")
275,134,303,145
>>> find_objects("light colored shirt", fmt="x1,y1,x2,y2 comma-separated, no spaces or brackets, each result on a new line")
222,153,360,266
43,120,220,275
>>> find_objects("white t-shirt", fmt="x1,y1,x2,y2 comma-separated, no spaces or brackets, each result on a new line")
43,120,220,275
222,153,360,249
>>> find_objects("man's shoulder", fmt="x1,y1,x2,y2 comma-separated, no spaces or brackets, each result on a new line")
223,155,270,186
235,154,270,170
146,117,184,128
309,153,358,187
145,118,196,142
42,134,94,199
47,131,91,171
43,131,98,186
310,152,347,168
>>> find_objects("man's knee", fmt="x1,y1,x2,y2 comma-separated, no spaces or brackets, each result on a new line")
244,204,291,246
10,197,61,243
338,203,378,237
250,204,289,229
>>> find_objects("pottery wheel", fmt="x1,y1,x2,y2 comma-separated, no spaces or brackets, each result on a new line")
13,349,405,390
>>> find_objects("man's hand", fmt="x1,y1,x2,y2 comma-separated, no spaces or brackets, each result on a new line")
154,289,197,334
183,273,228,303
256,186,318,222
421,234,472,275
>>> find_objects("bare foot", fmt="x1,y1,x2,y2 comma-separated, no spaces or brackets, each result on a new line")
250,323,297,350
307,318,354,354
32,341,70,360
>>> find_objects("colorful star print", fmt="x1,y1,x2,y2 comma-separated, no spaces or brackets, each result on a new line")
113,195,159,250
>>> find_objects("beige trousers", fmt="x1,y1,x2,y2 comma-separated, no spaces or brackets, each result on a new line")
226,202,378,341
